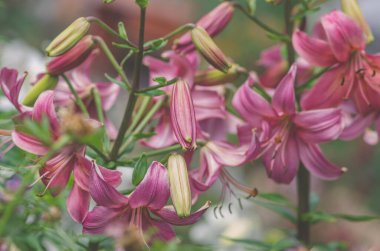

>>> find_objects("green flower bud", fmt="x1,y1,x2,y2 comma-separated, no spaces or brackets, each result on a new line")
191,26,230,73
22,74,59,107
168,153,192,218
195,64,243,86
46,17,90,57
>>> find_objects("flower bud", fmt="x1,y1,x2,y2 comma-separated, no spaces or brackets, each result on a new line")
168,153,192,217
170,79,197,150
174,2,234,53
191,26,230,73
47,35,95,75
195,64,243,86
341,0,373,43
22,74,59,107
46,17,90,57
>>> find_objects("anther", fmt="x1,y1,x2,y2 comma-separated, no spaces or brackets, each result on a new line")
340,77,345,86
213,207,218,219
219,206,224,218
238,198,243,210
228,203,233,214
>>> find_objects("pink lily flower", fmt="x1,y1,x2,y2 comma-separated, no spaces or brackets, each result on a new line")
173,2,234,54
293,10,380,114
233,67,345,184
10,90,121,223
190,133,260,199
142,51,226,149
340,102,380,145
0,67,28,113
257,45,313,88
54,51,120,139
83,161,210,242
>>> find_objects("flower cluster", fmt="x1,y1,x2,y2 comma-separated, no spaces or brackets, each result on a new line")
0,0,378,247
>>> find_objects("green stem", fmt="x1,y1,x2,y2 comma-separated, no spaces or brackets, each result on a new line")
296,67,330,94
284,0,295,65
0,135,71,237
234,3,285,39
91,88,105,125
297,165,311,246
118,97,166,156
135,78,177,93
118,144,183,165
109,7,146,160
93,36,131,90
87,16,137,48
125,96,152,136
161,23,195,41
62,74,89,117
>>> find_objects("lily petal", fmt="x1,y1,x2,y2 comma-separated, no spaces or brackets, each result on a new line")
128,161,170,210
67,182,90,223
153,201,210,226
292,30,337,67
82,206,126,235
295,108,343,143
299,141,345,180
272,65,297,116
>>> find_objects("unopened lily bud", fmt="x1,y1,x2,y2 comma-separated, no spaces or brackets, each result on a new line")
22,74,59,106
168,153,192,217
174,2,234,53
341,0,374,43
191,26,230,73
47,35,95,75
170,79,197,150
195,64,243,86
46,17,90,57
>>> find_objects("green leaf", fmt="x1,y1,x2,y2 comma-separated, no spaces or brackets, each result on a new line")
112,42,138,52
334,214,379,222
258,193,292,206
118,22,128,40
144,38,168,53
302,211,336,224
105,73,128,90
133,132,156,140
252,200,296,224
153,77,167,85
77,129,105,152
222,236,271,250
136,89,166,97
21,116,52,145
247,0,257,15
312,242,348,251
132,154,149,186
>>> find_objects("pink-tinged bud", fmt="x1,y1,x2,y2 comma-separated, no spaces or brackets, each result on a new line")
191,26,231,73
47,35,95,75
46,17,90,57
168,153,192,217
195,64,243,86
341,0,374,43
22,74,59,106
170,79,197,150
174,2,234,53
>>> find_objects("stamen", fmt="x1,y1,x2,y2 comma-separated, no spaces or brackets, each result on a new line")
238,198,243,210
228,203,233,214
340,77,345,86
213,207,218,219
219,206,224,218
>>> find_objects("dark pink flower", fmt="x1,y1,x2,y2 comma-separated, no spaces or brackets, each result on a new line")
83,161,209,243
293,11,380,114
0,67,28,112
11,91,121,223
257,45,313,88
233,67,345,183
54,51,120,139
